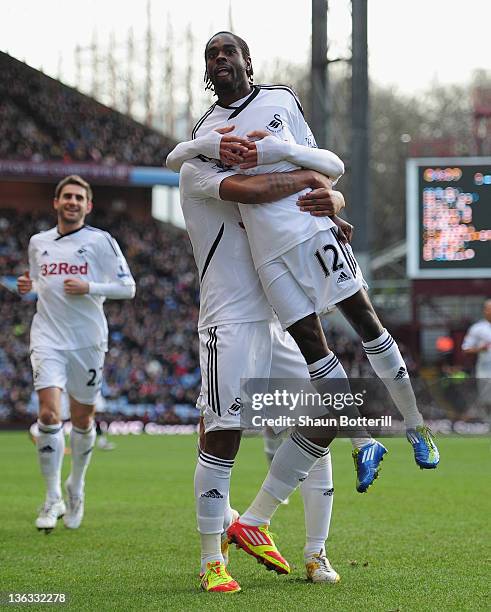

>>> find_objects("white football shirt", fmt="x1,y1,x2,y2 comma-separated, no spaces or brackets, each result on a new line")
193,85,337,268
28,225,135,351
462,319,491,378
179,157,273,330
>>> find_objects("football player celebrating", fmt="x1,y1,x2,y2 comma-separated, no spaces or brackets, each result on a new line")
167,30,439,587
17,175,135,533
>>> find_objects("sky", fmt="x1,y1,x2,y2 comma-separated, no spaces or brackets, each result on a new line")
1,0,490,95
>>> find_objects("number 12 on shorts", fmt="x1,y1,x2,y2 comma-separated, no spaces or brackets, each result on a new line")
314,244,343,277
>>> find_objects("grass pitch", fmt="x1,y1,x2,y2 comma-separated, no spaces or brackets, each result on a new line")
1,432,489,611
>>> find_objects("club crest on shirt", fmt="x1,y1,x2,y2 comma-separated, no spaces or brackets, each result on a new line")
266,113,284,133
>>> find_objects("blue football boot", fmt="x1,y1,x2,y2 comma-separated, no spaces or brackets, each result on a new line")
352,440,388,493
406,425,439,469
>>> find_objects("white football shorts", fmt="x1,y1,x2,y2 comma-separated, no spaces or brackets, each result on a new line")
30,346,105,405
198,319,308,433
257,227,367,329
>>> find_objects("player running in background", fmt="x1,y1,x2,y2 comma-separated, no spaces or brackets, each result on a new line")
462,299,491,418
17,175,135,533
95,420,116,451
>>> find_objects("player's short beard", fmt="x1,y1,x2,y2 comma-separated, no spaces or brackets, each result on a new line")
212,76,236,96
211,67,248,97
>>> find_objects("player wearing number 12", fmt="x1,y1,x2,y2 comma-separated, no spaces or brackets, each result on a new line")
17,175,135,533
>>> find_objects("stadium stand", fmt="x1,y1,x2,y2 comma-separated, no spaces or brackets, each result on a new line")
0,52,175,165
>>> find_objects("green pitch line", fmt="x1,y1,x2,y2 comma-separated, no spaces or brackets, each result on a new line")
0,433,489,611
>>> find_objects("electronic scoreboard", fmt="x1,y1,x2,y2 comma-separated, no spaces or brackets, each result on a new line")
407,157,491,278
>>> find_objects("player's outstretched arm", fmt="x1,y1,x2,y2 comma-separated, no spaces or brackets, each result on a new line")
166,132,221,172
240,132,345,181
165,127,249,172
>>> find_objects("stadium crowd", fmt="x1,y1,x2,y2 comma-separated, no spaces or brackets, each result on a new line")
0,52,174,166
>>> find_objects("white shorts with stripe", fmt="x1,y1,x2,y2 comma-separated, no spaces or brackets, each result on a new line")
257,228,367,330
197,319,308,433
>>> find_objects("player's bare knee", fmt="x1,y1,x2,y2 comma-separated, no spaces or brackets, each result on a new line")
70,402,95,430
38,403,60,426
204,429,241,460
71,414,94,430
339,292,383,341
357,309,383,342
287,313,328,363
306,435,332,449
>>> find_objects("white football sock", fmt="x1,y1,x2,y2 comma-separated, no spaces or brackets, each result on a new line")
222,494,234,531
351,437,374,450
363,329,423,428
300,453,334,559
263,427,283,464
69,423,96,497
241,432,329,526
308,353,372,449
195,449,233,571
200,533,223,572
37,420,65,502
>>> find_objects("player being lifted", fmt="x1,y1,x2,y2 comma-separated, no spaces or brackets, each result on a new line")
168,31,439,586
169,31,439,471
17,175,135,533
